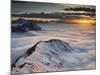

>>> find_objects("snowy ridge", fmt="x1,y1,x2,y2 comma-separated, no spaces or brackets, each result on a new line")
11,39,73,74
11,39,95,74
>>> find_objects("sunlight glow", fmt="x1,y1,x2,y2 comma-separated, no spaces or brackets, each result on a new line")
71,18,96,26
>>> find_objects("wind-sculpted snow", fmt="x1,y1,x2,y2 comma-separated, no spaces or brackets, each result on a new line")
11,39,95,74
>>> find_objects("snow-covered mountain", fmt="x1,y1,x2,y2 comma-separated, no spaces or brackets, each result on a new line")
11,39,72,74
11,39,95,74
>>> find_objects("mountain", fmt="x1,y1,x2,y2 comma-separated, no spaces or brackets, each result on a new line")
11,39,75,74
11,39,95,74
12,18,41,32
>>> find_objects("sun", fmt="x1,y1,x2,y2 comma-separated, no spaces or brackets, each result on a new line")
71,18,96,26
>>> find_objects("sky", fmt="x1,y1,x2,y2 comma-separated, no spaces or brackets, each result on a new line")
11,1,95,14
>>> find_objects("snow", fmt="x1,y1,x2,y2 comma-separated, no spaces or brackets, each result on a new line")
11,23,96,74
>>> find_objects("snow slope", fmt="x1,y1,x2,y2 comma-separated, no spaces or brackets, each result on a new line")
11,39,95,74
